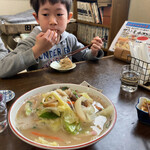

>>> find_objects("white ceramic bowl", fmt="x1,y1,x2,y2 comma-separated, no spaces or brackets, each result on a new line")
8,83,117,150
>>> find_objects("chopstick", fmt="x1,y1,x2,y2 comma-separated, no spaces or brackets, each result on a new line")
59,38,106,60
60,43,92,59
44,38,106,67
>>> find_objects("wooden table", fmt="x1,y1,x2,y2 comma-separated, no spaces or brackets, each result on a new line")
0,56,149,150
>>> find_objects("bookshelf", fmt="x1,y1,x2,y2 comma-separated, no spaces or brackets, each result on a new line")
73,0,130,55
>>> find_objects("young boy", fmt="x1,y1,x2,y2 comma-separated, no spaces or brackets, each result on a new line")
0,0,103,78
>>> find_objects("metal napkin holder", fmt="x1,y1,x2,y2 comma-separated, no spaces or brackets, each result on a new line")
127,55,150,85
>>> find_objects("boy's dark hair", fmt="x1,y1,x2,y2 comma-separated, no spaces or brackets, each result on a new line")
30,0,72,16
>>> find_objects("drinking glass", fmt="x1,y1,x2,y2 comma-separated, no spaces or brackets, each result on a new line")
120,65,140,92
0,93,8,133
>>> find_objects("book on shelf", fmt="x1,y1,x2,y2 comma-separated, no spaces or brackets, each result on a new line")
90,2,101,24
97,5,112,25
103,6,111,16
77,1,82,20
109,21,150,61
77,1,94,22
77,23,109,49
86,3,95,23
103,16,110,25
76,1,112,25
98,7,104,24
77,1,102,24
83,2,89,22
81,2,89,22
77,1,87,21
103,5,111,25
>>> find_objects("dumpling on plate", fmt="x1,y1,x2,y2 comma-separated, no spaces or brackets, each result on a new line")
59,57,73,69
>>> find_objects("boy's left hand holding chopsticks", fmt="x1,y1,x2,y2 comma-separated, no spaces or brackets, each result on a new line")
90,36,103,57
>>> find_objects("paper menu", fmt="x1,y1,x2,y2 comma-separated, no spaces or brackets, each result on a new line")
109,21,150,58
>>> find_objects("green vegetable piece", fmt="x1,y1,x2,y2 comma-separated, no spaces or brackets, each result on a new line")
39,112,60,119
65,122,76,132
25,101,32,116
73,91,78,98
76,123,81,131
27,101,32,105
61,87,69,91
64,122,81,134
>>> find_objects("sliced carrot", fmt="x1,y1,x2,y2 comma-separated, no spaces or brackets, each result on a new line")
94,104,102,111
31,131,63,141
67,101,75,105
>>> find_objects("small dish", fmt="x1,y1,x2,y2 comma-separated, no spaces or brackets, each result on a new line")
50,61,76,72
0,90,15,103
136,97,150,125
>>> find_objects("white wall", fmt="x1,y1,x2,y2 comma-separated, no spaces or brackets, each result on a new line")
128,0,150,23
0,0,31,15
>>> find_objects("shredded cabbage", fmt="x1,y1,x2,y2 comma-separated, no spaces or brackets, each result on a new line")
25,101,32,116
36,90,80,133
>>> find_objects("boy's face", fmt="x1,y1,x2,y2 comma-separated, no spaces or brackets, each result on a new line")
33,1,72,36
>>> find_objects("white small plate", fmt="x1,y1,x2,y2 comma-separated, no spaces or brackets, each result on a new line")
50,61,76,72
0,90,15,103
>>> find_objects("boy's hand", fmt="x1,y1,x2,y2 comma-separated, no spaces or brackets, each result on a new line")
90,36,103,57
32,29,57,59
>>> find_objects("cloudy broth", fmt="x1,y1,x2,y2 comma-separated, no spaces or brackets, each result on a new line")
15,90,110,146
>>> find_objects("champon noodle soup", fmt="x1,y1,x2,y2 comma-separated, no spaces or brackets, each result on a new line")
10,84,116,148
